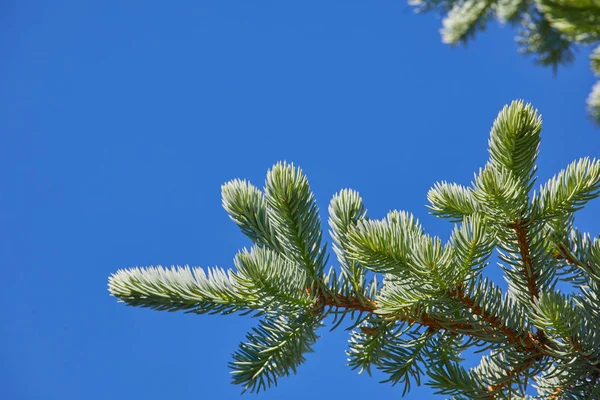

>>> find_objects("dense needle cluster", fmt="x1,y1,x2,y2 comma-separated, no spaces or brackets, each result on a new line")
109,101,600,398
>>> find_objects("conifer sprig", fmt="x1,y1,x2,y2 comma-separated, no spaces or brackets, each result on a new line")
109,100,600,397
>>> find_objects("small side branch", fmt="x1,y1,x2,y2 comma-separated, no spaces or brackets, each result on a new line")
487,355,539,395
448,283,543,352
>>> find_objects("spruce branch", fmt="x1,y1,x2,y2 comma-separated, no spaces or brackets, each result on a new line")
496,0,529,23
532,157,600,220
448,283,531,350
517,10,576,72
510,219,540,303
108,266,250,314
535,0,600,42
441,0,495,44
230,313,321,393
427,182,479,222
264,162,327,282
328,189,369,301
109,100,600,397
487,100,542,190
588,82,600,124
222,179,281,250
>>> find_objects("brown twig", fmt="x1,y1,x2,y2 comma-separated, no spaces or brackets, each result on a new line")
487,355,539,395
511,220,539,302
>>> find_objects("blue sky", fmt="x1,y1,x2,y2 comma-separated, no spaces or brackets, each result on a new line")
2,1,599,399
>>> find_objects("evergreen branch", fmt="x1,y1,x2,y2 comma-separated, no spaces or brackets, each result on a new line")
321,282,545,356
317,287,463,337
588,81,600,124
496,0,529,23
477,352,541,397
487,100,542,189
410,1,600,123
347,317,397,376
555,232,600,285
264,162,326,281
532,292,600,361
537,367,600,399
591,45,600,75
378,328,435,393
448,216,495,281
473,165,529,221
328,189,369,299
329,189,367,262
535,0,600,42
448,283,536,350
532,157,600,220
511,219,540,302
556,232,600,288
346,210,425,277
517,10,576,72
496,219,558,308
427,360,492,399
347,210,453,290
108,246,315,316
109,100,600,397
427,182,479,222
229,313,321,393
108,266,249,314
409,0,463,13
222,179,281,250
233,246,314,312
441,0,496,44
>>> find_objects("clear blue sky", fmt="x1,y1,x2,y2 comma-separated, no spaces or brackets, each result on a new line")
2,1,599,399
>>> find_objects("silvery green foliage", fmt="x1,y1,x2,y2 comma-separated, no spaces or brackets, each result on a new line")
109,100,600,398
589,46,600,123
409,0,600,124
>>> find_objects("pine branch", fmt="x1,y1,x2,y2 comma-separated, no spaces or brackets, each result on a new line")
587,81,600,124
108,266,250,314
222,179,281,250
328,189,369,301
510,219,540,302
230,313,321,393
535,0,600,42
555,231,600,284
427,182,479,222
532,157,600,220
486,354,540,395
109,100,600,397
517,10,576,73
441,0,495,44
487,100,542,190
496,0,529,23
448,283,538,351
264,162,327,282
